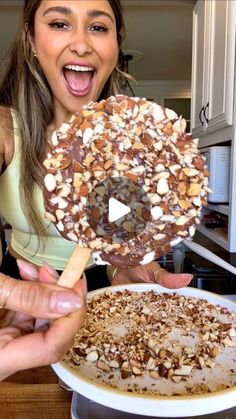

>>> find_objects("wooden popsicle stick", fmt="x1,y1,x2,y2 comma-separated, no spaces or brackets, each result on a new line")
58,247,92,288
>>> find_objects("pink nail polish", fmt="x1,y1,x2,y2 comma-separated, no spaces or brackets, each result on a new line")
17,259,39,279
50,291,83,313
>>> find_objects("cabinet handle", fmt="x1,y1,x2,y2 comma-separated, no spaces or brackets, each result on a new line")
203,102,209,124
199,106,204,126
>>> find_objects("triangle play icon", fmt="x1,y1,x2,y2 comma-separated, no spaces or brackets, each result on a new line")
108,197,131,222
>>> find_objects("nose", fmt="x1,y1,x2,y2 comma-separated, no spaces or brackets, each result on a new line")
69,30,92,57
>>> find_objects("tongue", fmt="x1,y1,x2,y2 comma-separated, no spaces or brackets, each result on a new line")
64,69,93,92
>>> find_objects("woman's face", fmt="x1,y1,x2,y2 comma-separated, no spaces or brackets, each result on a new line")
31,0,118,124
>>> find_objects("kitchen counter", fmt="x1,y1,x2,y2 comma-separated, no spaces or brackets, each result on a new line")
1,365,236,419
0,366,72,419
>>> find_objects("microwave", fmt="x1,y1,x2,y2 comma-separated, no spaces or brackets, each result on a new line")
201,146,230,203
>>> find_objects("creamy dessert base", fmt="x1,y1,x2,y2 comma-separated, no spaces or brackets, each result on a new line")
64,290,236,396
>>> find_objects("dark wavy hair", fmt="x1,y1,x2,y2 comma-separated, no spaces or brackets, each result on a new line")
0,0,126,244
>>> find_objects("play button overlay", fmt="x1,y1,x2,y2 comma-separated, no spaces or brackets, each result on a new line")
108,198,130,222
86,177,151,244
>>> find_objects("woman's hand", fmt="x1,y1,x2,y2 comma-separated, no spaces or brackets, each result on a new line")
0,261,87,381
109,261,192,289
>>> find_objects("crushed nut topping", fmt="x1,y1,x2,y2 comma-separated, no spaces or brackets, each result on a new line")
64,290,236,396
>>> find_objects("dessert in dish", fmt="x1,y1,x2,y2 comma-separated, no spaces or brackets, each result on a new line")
63,289,236,396
43,95,209,267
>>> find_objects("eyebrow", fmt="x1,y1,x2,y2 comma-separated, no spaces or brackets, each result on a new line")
43,6,114,23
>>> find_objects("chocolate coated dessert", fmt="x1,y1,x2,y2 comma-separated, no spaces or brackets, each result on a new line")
43,95,209,267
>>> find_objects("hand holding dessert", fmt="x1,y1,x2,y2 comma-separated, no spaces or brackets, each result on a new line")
0,261,86,381
108,261,192,288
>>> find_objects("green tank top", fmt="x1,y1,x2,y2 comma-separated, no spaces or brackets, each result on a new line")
0,109,93,270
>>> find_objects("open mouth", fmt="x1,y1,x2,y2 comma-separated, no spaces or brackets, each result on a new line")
63,64,95,94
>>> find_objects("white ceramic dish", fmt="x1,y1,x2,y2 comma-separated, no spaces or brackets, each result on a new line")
52,284,236,417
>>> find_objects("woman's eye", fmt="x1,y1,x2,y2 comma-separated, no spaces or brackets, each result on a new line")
90,25,108,32
49,22,69,30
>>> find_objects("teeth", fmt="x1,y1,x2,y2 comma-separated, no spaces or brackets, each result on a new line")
64,65,93,72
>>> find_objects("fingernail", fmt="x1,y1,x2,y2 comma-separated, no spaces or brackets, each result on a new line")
17,259,39,279
50,291,83,314
42,262,60,279
35,319,50,332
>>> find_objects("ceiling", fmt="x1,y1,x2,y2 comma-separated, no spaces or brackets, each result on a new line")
0,0,195,81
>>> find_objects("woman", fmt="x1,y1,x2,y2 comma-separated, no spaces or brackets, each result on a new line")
0,0,192,378
0,0,192,286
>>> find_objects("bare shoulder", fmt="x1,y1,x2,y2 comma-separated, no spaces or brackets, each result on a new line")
0,106,14,170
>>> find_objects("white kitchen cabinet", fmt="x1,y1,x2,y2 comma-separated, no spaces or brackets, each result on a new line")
190,0,236,256
191,0,236,139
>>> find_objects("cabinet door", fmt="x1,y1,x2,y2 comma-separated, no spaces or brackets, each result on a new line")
206,0,236,134
191,0,236,138
190,0,207,137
